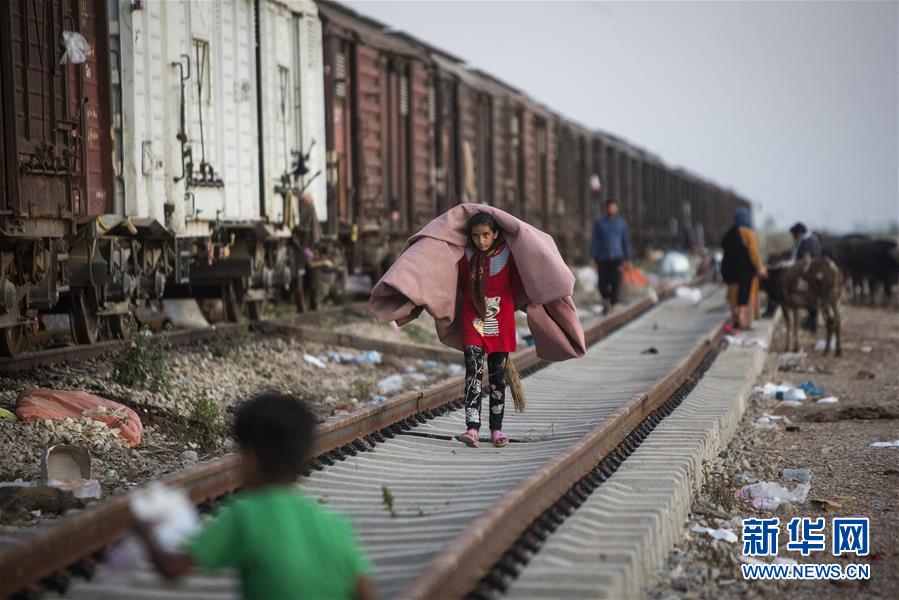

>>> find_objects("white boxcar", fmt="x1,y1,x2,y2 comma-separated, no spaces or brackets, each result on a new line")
259,0,328,226
114,0,261,237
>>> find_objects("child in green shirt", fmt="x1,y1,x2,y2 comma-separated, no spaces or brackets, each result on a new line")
133,392,375,600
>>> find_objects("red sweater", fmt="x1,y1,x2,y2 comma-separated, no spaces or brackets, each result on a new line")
458,244,523,353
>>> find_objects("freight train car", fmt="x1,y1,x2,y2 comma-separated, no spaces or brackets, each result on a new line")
1,0,119,354
0,0,752,357
318,0,436,281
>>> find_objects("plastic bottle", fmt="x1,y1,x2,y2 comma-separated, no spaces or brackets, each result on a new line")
779,468,812,482
775,387,807,401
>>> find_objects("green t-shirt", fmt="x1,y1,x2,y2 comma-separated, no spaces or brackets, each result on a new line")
187,487,372,600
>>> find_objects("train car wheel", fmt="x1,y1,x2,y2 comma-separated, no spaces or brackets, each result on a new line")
0,326,23,357
70,289,100,345
222,282,244,323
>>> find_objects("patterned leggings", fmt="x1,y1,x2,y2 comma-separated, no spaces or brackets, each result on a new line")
463,345,508,431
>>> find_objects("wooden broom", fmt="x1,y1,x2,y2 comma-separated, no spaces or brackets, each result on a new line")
505,359,527,413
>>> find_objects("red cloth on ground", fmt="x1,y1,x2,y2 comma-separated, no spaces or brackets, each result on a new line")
16,388,143,447
459,245,523,353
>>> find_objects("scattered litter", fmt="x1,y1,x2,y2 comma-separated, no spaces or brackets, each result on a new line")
326,350,382,366
0,407,17,420
753,414,786,430
377,374,406,395
39,445,101,500
860,346,872,353
303,354,326,369
621,264,650,288
810,496,855,512
659,251,693,277
779,468,812,482
725,335,767,348
369,395,388,404
691,526,738,543
777,352,806,369
738,481,810,510
814,339,827,352
798,380,825,396
855,370,876,380
641,347,659,355
50,478,101,500
422,360,438,369
760,382,807,401
16,389,143,447
59,31,90,65
674,286,702,306
576,266,598,292
816,396,839,404
785,425,801,432
130,483,200,553
447,364,464,377
162,299,210,329
870,440,899,448
591,304,606,315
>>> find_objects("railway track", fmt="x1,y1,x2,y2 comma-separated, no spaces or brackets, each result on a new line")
0,278,721,599
0,302,371,373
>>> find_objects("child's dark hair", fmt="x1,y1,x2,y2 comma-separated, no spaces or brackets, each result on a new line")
234,392,316,479
467,211,498,233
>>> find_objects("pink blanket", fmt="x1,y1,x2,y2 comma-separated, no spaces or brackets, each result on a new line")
368,204,586,361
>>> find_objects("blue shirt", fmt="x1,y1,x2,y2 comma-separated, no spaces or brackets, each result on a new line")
590,216,631,261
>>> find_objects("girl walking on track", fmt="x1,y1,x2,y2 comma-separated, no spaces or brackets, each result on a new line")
368,203,586,454
458,212,523,448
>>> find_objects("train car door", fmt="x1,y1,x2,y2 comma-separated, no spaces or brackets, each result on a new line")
475,92,493,204
352,43,388,228
324,36,354,228
433,74,457,213
511,107,525,216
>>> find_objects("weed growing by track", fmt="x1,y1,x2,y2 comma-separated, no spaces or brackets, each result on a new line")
206,330,247,359
174,389,223,453
351,378,372,399
381,484,397,518
112,322,169,393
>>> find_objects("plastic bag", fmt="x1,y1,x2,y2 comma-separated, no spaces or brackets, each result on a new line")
59,31,90,65
130,483,200,553
621,264,649,288
16,389,143,447
738,481,810,510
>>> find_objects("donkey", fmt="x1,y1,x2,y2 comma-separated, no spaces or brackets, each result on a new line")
776,256,844,356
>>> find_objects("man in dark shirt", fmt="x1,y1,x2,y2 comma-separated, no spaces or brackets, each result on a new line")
789,222,822,331
789,222,821,263
589,199,631,311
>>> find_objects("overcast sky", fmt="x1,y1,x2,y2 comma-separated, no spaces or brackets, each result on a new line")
343,0,898,233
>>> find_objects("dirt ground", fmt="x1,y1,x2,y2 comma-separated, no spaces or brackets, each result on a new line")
0,327,455,525
647,303,898,599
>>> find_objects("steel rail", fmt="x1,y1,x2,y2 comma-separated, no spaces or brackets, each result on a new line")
403,316,724,599
0,277,705,597
0,303,370,372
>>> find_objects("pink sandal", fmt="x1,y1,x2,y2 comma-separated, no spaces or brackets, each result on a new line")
491,430,510,448
459,428,479,448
